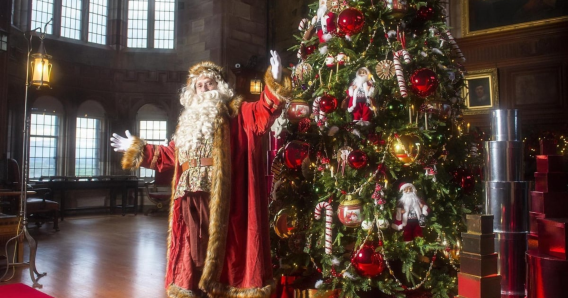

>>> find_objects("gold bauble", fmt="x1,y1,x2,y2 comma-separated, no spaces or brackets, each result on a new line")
389,133,421,165
274,207,298,238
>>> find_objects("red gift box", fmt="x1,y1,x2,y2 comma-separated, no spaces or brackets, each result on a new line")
530,211,545,235
536,155,565,173
540,139,557,155
530,191,568,217
537,218,568,259
534,172,567,193
457,272,501,298
527,250,568,298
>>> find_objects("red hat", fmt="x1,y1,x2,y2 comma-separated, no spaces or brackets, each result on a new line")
399,183,415,192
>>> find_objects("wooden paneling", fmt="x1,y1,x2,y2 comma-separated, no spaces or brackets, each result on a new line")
457,22,568,132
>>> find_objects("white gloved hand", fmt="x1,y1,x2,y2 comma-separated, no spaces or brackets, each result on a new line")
110,130,134,152
270,50,282,82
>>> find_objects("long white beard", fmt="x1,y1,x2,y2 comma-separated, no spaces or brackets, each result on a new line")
173,90,231,152
400,192,423,223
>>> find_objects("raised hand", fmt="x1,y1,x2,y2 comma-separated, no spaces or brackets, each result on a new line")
270,50,282,82
110,130,134,152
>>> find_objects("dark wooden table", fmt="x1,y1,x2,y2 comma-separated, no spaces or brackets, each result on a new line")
32,176,141,220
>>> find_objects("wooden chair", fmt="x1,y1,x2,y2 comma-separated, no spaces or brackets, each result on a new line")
144,168,174,215
5,159,59,231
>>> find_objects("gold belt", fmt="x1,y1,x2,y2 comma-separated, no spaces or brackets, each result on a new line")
181,158,213,172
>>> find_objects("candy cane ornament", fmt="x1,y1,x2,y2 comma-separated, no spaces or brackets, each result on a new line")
393,50,408,98
445,30,465,62
312,96,327,128
314,201,333,254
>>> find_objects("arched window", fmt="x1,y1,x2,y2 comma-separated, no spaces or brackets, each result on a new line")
136,104,168,178
29,96,64,179
76,100,105,176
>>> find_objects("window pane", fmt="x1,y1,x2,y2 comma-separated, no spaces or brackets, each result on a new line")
154,0,175,49
127,0,148,48
138,120,167,177
32,0,54,35
61,0,82,40
29,114,59,179
76,117,101,176
88,0,108,44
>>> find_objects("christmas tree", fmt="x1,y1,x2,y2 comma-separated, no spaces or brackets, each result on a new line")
269,1,483,298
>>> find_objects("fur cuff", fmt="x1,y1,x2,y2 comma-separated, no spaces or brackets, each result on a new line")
264,66,292,104
199,279,275,298
121,136,146,170
227,95,244,118
167,284,201,298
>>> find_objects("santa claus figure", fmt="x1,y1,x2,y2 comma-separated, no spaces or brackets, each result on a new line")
111,51,291,298
391,183,429,242
311,0,338,54
346,67,376,125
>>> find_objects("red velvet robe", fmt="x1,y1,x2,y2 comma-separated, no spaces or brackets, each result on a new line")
131,82,288,298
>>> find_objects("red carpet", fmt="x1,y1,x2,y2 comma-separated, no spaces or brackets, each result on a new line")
0,283,55,298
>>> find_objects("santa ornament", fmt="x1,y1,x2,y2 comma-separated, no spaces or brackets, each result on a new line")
346,67,376,126
391,183,429,242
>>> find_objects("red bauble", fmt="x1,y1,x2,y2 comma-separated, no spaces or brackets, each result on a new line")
347,150,368,169
300,43,318,59
319,94,338,113
410,68,439,98
416,6,435,22
284,141,309,169
351,242,384,277
337,8,365,36
452,168,475,194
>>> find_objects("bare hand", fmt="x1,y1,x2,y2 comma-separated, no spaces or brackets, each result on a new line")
110,130,134,152
270,50,282,82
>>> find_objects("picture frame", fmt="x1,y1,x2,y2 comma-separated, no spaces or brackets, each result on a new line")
462,0,568,37
463,68,499,115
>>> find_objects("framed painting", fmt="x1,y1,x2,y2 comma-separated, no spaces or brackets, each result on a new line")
462,0,568,37
463,68,499,115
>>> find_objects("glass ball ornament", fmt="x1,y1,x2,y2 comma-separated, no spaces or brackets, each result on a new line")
337,195,363,227
337,8,365,36
351,242,385,277
410,68,439,98
287,99,311,122
283,141,309,169
273,207,298,239
347,150,368,169
389,133,421,165
319,94,338,113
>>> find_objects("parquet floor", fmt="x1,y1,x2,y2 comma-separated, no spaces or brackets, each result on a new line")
1,213,169,298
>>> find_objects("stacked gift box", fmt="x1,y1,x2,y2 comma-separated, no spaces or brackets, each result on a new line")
457,214,501,298
484,110,528,298
526,140,568,298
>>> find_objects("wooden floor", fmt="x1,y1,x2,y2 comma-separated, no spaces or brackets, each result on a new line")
1,213,169,298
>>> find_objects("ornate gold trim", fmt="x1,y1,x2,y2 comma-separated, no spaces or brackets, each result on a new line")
462,68,499,115
462,1,568,37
